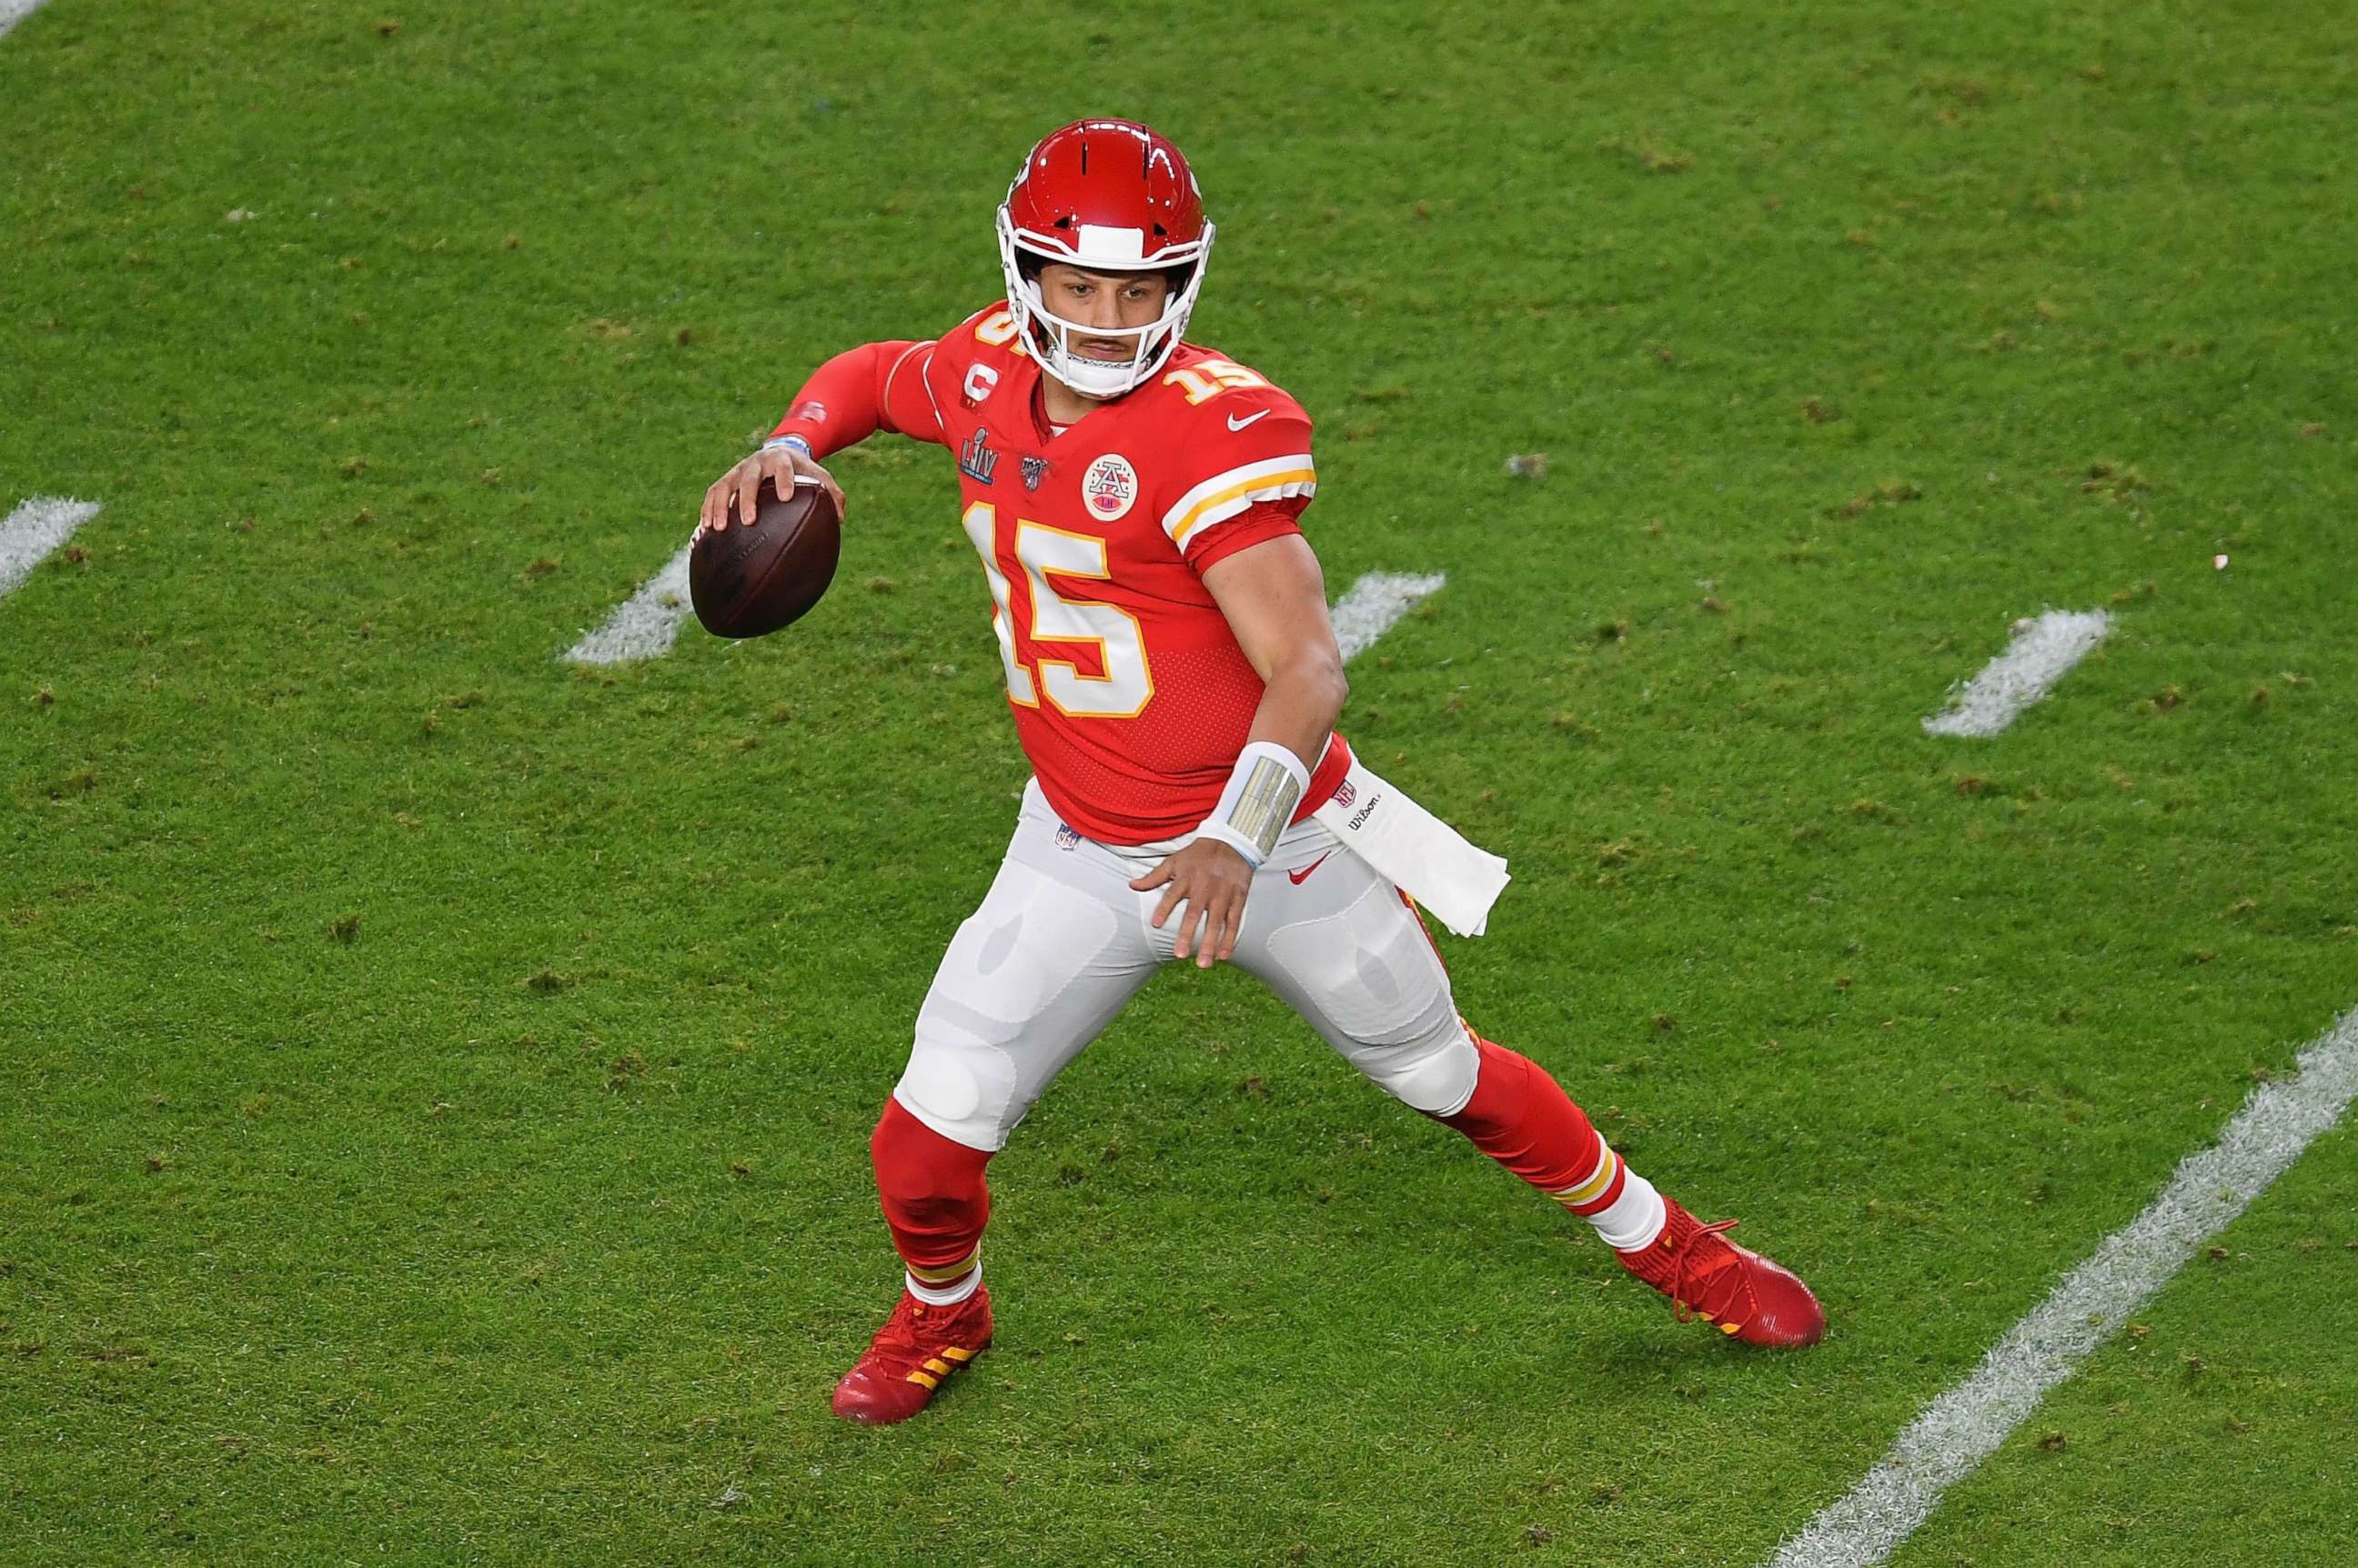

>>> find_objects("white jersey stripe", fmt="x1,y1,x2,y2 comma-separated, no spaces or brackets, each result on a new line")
884,339,933,404
913,346,944,434
1172,477,1316,552
1159,453,1317,545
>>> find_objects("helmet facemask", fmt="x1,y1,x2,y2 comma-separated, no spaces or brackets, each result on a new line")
995,206,1215,400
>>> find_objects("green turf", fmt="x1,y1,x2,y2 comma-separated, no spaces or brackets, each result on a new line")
1889,1124,2358,1567
4,1,2353,1563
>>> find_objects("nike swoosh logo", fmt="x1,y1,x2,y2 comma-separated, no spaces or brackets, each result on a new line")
1286,851,1333,886
1226,409,1269,432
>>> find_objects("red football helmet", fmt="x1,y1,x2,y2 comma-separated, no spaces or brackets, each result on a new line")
995,119,1215,399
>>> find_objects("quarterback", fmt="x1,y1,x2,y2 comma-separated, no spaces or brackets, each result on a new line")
700,119,1824,1424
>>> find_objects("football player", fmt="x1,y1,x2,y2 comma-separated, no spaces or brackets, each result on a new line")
700,119,1824,1424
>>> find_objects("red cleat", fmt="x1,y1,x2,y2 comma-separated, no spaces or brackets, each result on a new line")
830,1286,993,1424
1617,1199,1826,1347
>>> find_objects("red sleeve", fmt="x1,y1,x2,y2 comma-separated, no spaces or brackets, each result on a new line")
765,339,945,457
1187,496,1309,575
1152,389,1317,569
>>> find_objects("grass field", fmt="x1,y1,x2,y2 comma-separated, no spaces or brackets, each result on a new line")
5,2,2355,1563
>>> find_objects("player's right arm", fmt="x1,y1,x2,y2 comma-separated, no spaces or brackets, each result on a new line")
700,337,945,532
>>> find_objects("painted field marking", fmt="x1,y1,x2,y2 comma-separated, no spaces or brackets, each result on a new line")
568,559,1446,668
0,496,101,601
1767,1004,2358,1568
565,543,693,665
1331,570,1447,663
1922,608,2110,737
0,1,52,40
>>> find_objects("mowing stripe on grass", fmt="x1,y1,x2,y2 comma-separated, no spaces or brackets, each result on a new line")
565,544,694,664
1921,608,2110,737
1331,570,1446,662
0,1,51,39
0,496,101,600
1767,1004,2358,1568
568,562,1447,667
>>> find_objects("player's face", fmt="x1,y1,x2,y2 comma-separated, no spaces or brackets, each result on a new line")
1035,263,1172,366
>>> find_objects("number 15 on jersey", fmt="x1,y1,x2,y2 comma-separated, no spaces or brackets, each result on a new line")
961,501,1154,719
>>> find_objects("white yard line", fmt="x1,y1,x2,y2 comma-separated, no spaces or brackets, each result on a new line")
568,558,1446,667
564,544,694,665
1767,1005,2358,1568
0,1,52,40
0,496,101,600
1332,570,1446,663
1922,608,2110,737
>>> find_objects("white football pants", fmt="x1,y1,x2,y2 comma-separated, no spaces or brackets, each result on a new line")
892,779,1481,1151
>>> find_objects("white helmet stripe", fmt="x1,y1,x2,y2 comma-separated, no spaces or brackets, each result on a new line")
1073,225,1145,263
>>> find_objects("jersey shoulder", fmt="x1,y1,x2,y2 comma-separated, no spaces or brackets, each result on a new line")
912,302,1030,418
1148,343,1315,473
1144,342,1315,475
1156,341,1312,432
930,301,1029,377
1140,344,1319,555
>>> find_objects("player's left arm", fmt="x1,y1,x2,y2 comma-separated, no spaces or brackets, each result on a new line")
1130,532,1347,969
1201,535,1347,764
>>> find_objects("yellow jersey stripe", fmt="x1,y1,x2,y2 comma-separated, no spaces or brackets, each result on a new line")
1158,453,1317,538
1168,467,1317,548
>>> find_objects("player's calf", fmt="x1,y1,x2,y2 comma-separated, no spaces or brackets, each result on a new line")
1436,1036,1824,1346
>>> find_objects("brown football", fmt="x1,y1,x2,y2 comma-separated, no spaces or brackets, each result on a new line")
689,476,841,638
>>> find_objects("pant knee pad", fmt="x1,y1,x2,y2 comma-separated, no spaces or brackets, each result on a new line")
1353,1016,1477,1115
894,1011,1022,1151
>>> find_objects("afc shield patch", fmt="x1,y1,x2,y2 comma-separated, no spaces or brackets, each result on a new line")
1082,453,1138,521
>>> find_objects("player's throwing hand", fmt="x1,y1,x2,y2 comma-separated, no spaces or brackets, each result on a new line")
1133,839,1254,969
700,442,845,533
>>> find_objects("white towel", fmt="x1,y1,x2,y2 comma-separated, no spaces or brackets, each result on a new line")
1311,758,1510,938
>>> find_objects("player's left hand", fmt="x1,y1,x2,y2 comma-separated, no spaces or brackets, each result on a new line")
1133,839,1254,969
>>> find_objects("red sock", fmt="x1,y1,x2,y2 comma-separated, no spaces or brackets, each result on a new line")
1436,1036,1623,1210
871,1096,993,1294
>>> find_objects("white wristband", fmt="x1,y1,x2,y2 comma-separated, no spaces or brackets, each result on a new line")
764,434,813,456
1194,741,1310,868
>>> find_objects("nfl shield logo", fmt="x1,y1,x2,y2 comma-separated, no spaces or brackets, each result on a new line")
1054,822,1083,851
1333,780,1355,808
1021,455,1049,492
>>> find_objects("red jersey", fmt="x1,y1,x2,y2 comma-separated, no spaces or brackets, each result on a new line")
770,305,1351,844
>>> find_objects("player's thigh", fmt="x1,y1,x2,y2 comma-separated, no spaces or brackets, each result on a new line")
895,789,1159,1151
1230,829,1476,1116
